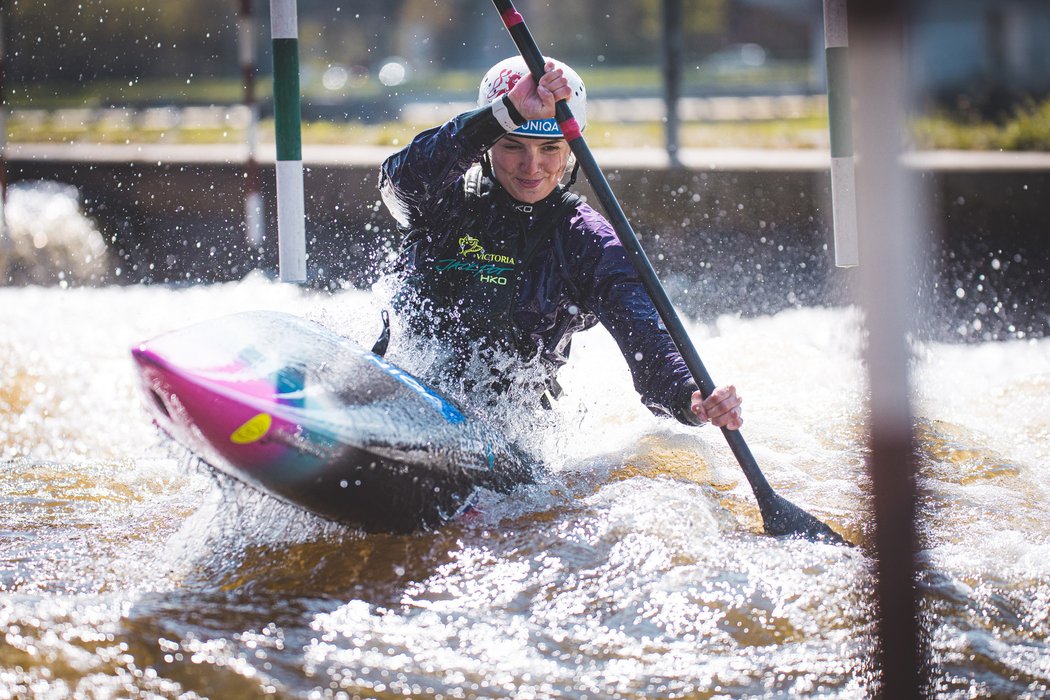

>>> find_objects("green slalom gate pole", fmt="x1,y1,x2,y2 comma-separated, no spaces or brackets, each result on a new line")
269,0,306,282
824,0,859,268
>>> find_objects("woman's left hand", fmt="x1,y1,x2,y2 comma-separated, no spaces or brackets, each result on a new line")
690,385,743,430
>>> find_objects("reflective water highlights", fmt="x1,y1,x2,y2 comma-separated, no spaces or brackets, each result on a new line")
2,181,1049,700
2,276,1048,698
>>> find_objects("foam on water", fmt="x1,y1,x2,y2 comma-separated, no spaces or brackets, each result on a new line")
1,182,111,286
1,269,1049,696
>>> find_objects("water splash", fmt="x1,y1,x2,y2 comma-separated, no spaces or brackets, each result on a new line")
1,278,1049,697
1,181,112,286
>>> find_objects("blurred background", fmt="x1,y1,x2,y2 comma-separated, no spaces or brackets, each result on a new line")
2,0,1049,341
7,0,1050,143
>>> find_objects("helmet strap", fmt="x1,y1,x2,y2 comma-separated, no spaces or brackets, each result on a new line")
564,159,581,189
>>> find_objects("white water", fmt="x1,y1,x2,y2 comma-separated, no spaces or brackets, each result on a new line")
1,184,1049,698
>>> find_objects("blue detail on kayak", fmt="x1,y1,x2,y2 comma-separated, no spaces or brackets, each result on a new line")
275,366,306,408
357,351,465,425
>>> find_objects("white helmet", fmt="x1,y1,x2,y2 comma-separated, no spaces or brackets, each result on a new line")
478,56,587,138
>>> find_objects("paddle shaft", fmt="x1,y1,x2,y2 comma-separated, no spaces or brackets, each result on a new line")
491,0,777,506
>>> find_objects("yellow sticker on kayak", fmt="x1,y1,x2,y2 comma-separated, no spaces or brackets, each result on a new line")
230,413,272,444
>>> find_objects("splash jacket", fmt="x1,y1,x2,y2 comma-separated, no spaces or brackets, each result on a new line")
380,103,701,426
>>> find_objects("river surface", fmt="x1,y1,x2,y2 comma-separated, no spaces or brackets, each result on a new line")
2,186,1049,699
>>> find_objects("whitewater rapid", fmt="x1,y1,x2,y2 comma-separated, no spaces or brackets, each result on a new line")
2,184,1048,698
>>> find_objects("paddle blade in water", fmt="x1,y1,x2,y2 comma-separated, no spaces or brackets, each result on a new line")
760,492,850,545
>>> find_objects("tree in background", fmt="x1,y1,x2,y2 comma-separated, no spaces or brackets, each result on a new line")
9,0,236,84
6,0,814,105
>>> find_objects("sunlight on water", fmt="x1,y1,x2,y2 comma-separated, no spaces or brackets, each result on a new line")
2,218,1049,696
2,277,1050,696
912,338,1050,698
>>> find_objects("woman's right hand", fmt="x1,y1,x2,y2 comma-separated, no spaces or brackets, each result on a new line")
507,61,572,121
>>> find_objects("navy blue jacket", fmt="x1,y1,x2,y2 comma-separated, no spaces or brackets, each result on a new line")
380,104,700,425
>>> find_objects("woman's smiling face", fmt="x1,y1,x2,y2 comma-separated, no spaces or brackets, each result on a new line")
489,135,571,203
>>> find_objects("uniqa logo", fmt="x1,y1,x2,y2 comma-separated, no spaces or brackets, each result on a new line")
518,118,561,135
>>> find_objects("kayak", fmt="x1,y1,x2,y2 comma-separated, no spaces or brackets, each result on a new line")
130,310,534,532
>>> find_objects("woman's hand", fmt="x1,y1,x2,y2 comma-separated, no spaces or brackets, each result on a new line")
690,385,743,430
506,61,572,121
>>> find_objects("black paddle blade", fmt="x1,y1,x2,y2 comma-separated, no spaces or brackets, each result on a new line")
759,491,850,545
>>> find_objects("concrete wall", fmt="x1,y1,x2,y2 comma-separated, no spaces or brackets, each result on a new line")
8,156,1048,341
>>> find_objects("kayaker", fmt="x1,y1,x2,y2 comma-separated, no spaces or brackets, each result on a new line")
379,56,743,430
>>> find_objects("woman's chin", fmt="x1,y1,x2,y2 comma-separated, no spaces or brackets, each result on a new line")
510,183,551,203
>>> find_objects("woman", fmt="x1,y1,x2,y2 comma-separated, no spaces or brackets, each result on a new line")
380,56,742,430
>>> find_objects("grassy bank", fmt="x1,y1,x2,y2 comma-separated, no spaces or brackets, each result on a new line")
5,115,832,150
911,99,1050,151
7,97,1050,152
